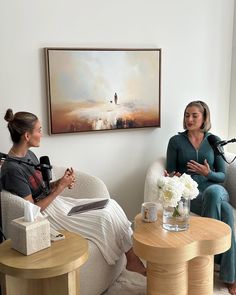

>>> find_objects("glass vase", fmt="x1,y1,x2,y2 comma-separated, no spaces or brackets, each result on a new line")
162,197,190,232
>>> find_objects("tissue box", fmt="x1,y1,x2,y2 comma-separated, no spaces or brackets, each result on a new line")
10,216,51,255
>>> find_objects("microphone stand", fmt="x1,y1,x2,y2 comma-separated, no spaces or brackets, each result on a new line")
1,156,52,197
0,153,51,171
0,153,52,242
217,139,236,164
217,147,236,164
0,154,37,242
224,154,236,164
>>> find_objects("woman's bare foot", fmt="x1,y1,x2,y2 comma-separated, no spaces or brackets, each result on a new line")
225,282,236,295
125,248,146,276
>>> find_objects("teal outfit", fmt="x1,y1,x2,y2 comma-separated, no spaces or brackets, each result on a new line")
166,131,236,283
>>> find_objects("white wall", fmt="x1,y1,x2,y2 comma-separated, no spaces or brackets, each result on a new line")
0,0,234,220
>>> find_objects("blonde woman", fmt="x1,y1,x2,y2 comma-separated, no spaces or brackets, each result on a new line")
166,101,236,294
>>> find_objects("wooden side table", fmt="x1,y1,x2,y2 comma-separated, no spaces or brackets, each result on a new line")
133,214,231,295
0,231,88,295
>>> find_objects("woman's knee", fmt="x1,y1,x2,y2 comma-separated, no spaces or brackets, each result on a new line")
221,201,235,228
203,185,229,204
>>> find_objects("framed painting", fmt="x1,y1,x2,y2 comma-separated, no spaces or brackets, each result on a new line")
44,47,161,134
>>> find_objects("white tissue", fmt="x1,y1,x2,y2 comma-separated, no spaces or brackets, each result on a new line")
24,201,41,222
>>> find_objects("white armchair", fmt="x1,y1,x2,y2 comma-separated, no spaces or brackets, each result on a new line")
144,152,236,224
1,167,125,295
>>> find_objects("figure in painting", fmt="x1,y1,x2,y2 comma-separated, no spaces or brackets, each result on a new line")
114,92,118,105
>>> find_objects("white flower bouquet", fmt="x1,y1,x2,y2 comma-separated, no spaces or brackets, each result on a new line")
157,173,199,217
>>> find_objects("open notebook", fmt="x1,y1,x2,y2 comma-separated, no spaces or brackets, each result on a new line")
67,199,109,216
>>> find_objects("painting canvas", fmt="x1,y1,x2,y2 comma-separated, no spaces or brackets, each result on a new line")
45,48,161,134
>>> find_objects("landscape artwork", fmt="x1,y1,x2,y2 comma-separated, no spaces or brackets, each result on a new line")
45,48,161,134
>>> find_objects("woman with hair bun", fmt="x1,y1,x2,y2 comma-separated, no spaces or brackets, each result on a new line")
1,108,146,276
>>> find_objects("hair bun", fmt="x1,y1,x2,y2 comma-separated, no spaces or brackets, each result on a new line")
4,108,14,122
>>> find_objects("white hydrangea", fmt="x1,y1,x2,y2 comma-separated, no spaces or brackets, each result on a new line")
157,173,199,207
158,176,184,207
157,176,168,188
179,173,199,200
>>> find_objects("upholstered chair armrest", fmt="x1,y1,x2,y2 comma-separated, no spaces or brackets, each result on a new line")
52,166,110,199
144,158,165,203
1,190,27,238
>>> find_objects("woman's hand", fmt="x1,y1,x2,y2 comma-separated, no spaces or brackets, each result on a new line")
36,167,76,211
65,167,76,189
57,168,76,190
186,159,210,176
164,170,181,177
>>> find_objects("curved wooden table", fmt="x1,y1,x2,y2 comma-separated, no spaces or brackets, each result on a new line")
0,231,88,295
133,213,231,295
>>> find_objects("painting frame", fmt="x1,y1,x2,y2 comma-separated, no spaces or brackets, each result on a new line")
44,47,161,134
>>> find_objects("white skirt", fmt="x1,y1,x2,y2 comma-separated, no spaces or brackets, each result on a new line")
43,196,133,265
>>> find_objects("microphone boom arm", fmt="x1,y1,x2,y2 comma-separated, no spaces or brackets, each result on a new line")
219,138,236,147
0,153,52,171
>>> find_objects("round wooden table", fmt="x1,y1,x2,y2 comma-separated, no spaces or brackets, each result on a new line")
133,213,231,295
0,231,88,295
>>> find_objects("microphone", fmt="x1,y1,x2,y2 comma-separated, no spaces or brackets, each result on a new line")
1,151,53,194
39,156,52,194
207,135,227,161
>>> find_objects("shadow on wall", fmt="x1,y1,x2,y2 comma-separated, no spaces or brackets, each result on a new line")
109,170,146,220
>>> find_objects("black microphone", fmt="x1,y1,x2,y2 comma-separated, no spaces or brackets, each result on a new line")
207,135,226,161
0,151,53,194
39,156,52,194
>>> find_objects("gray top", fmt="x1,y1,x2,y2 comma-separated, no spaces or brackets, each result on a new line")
1,150,46,200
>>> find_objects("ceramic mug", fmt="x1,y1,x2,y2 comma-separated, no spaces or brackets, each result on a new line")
141,202,158,222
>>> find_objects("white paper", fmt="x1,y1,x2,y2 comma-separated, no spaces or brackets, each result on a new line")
24,201,41,222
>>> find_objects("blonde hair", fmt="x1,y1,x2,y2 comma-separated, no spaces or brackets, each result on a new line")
183,100,211,132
